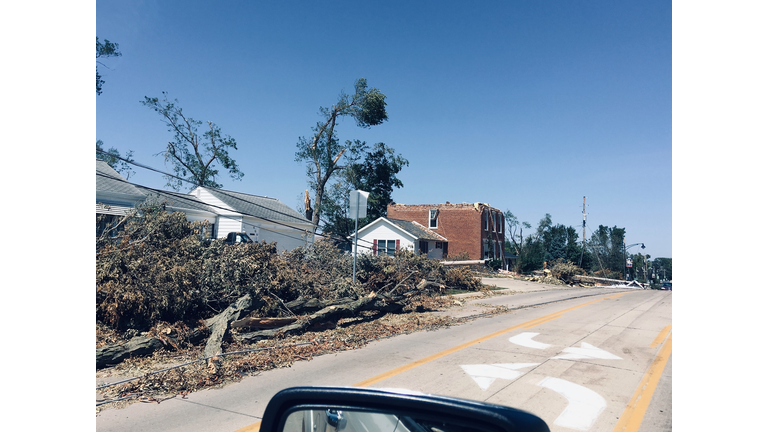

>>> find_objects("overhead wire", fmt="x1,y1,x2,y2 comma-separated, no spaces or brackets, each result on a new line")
95,153,378,251
96,171,375,252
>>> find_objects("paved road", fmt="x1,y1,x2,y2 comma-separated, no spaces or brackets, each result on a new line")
97,282,671,432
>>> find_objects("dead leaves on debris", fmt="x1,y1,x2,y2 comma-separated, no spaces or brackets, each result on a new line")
97,311,457,408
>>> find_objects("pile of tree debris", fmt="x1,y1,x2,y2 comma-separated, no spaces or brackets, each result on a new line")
518,259,588,286
97,205,485,371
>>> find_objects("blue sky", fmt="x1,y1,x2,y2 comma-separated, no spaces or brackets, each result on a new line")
96,1,672,258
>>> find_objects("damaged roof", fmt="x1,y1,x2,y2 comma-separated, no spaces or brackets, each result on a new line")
387,219,448,241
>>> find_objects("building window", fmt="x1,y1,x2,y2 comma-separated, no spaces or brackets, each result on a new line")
378,239,397,256
435,242,442,249
429,209,438,229
483,210,488,230
96,214,120,238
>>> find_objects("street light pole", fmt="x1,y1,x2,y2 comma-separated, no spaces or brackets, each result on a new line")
623,241,627,281
624,242,646,281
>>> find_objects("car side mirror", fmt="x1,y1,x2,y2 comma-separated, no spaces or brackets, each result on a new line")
260,386,549,432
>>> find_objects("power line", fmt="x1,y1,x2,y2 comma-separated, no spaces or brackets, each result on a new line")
95,159,377,251
97,171,374,251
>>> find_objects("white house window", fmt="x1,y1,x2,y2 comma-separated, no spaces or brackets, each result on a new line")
378,239,397,256
429,209,438,229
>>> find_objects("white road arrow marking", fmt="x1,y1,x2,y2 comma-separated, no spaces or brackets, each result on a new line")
538,377,606,431
461,363,539,391
553,342,622,360
508,332,552,350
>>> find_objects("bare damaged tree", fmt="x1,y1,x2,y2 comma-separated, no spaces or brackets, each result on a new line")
296,78,388,232
142,92,244,191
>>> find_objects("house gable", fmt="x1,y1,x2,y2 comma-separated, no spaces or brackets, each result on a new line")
190,186,313,250
353,217,448,258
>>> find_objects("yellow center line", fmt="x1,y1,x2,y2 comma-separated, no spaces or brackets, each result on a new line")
650,324,671,349
233,421,260,432
523,314,562,328
613,328,672,432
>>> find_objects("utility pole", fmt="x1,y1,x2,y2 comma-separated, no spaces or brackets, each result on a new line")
580,196,587,267
582,196,587,248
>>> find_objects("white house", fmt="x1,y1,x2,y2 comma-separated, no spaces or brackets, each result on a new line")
190,186,314,252
96,159,147,236
138,187,218,237
97,160,314,252
352,217,448,259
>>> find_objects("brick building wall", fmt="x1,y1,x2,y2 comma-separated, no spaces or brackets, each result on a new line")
387,202,505,260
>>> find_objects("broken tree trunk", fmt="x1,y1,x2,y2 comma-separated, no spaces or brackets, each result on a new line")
416,279,445,293
96,335,165,369
203,294,253,358
96,294,259,369
231,316,298,329
282,296,355,315
238,292,379,342
96,282,448,368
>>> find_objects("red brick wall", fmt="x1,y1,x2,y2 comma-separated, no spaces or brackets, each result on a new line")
387,203,505,260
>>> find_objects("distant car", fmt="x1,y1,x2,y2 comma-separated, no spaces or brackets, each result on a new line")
223,232,254,245
661,281,672,291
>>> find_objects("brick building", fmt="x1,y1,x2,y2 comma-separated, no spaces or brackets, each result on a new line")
386,202,505,260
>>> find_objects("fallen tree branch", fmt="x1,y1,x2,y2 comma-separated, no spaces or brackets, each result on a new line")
96,335,165,369
238,292,379,342
203,294,253,358
97,294,260,369
231,317,298,329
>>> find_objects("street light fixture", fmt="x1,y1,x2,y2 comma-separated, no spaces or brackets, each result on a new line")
624,242,645,281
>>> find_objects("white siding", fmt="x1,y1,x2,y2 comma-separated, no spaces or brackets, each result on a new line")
215,216,243,239
191,186,314,250
248,219,313,252
242,220,261,242
355,219,416,256
427,241,443,259
259,227,312,252
191,187,240,216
